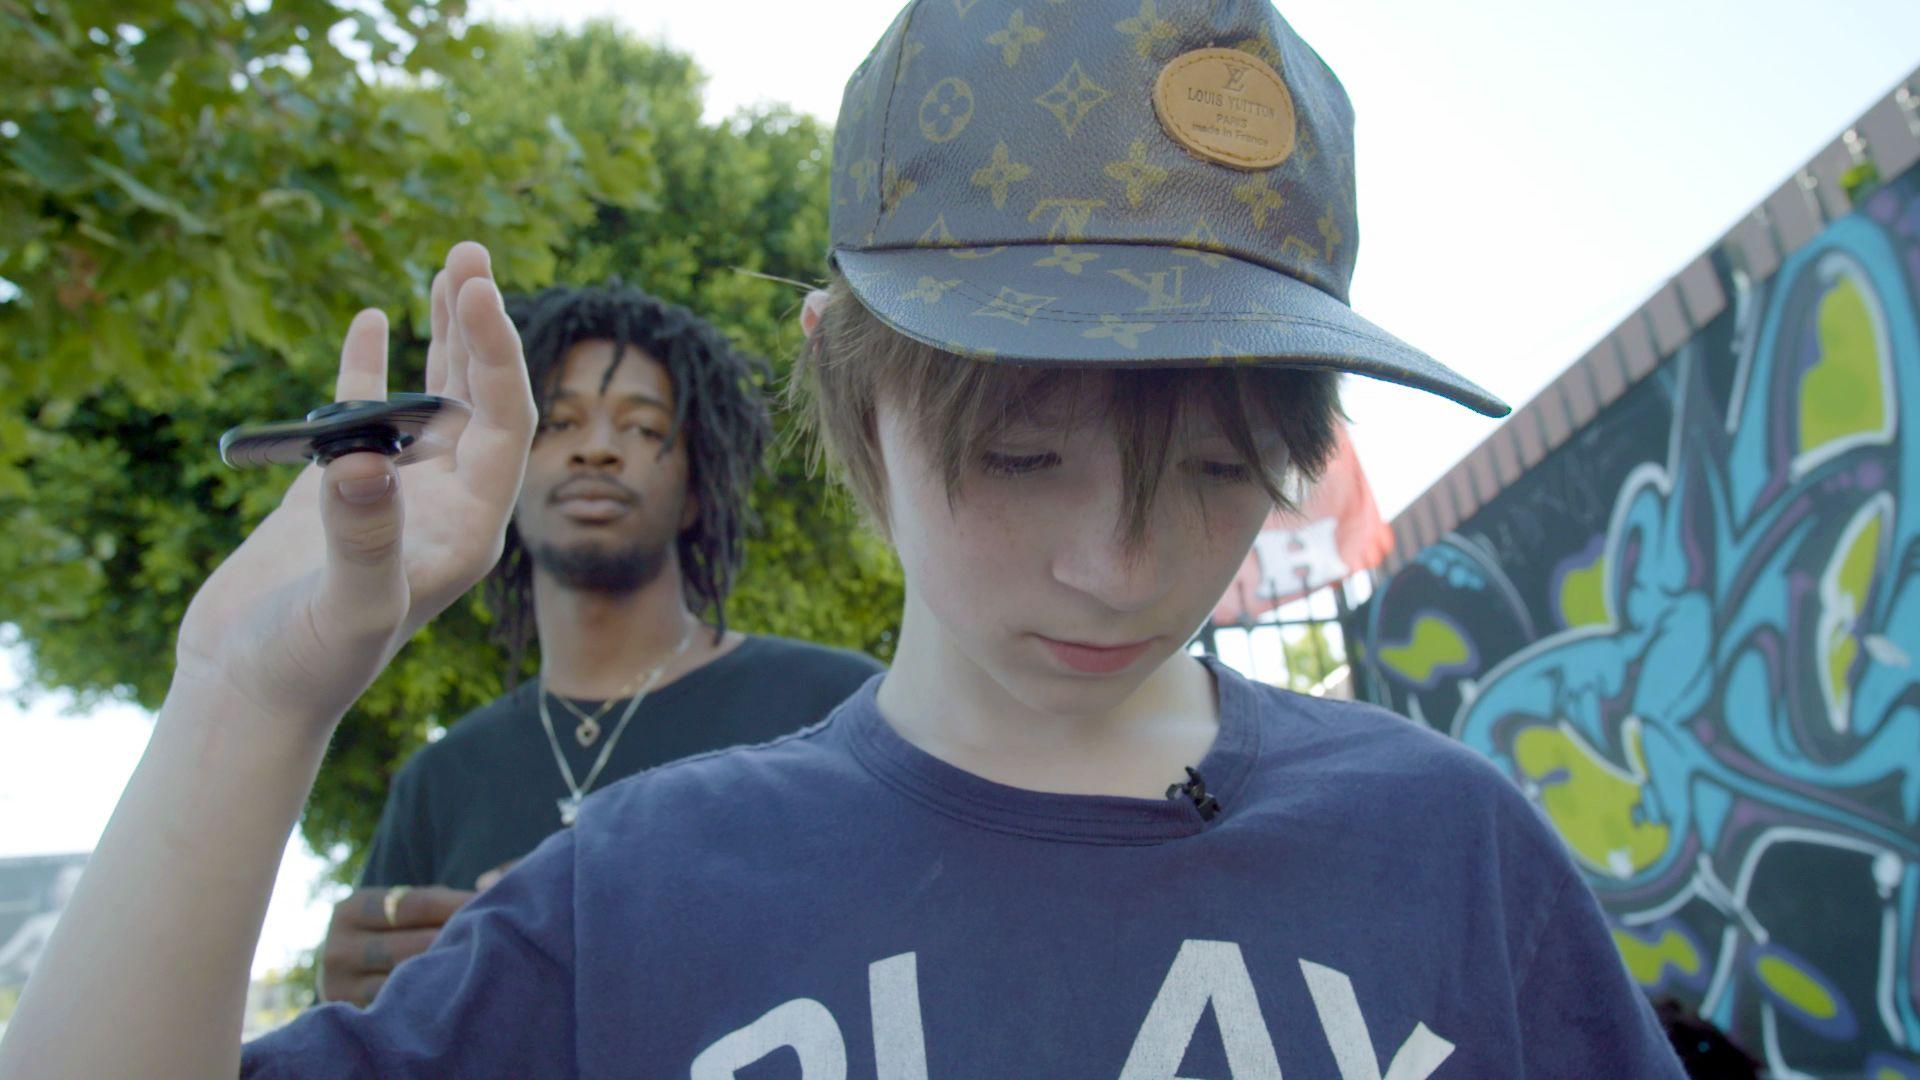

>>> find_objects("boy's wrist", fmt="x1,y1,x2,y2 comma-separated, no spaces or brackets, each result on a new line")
157,673,345,758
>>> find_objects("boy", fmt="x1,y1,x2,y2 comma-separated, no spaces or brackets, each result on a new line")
0,1,1686,1076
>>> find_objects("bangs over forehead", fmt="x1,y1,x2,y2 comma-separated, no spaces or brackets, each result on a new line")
792,278,1345,545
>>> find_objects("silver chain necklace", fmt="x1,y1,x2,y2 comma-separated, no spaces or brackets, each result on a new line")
537,626,694,826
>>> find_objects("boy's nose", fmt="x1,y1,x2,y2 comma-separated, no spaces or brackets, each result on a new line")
1049,498,1171,615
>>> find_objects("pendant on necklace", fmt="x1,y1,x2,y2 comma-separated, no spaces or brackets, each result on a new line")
574,716,602,747
557,794,582,826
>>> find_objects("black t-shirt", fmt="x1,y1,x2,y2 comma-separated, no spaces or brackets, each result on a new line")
359,634,882,889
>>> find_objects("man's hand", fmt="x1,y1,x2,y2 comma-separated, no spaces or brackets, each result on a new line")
318,886,476,1006
172,241,537,731
474,858,522,892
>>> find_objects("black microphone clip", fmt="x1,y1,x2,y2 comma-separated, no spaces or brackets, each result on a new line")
1167,766,1221,822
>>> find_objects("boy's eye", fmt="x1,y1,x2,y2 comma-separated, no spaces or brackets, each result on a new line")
624,422,665,440
539,418,577,433
1189,459,1255,484
980,451,1059,477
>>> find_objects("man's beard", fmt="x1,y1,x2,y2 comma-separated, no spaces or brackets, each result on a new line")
528,535,672,595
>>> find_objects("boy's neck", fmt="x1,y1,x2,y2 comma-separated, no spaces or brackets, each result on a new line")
875,594,1220,799
531,558,731,700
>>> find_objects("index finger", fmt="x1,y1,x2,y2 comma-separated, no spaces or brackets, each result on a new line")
449,269,536,507
334,308,389,403
476,857,522,891
437,242,492,406
391,884,478,928
340,885,478,930
424,269,451,397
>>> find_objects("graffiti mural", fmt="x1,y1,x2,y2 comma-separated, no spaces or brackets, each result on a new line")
1350,170,1920,1077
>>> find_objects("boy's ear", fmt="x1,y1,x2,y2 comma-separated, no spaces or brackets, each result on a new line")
800,289,830,339
680,489,700,531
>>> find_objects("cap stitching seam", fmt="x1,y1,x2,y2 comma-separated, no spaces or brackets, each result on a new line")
937,275,1435,357
870,240,1347,299
872,4,920,232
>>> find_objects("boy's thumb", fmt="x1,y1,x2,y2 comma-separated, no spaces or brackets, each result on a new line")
314,453,408,639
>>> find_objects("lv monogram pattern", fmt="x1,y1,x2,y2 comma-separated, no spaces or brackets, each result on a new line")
832,1,1356,300
826,0,1504,417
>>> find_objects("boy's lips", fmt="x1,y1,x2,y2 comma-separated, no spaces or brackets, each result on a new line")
1034,635,1159,675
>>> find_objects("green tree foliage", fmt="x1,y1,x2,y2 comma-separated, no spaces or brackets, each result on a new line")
1,2,901,876
1281,621,1343,693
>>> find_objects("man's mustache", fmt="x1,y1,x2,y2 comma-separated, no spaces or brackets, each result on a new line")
548,477,641,505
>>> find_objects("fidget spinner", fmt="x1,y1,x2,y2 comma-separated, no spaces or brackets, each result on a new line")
218,393,468,468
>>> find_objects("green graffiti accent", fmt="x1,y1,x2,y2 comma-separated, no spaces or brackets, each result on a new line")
1613,927,1702,987
1757,954,1840,1021
1827,633,1860,717
1822,504,1885,727
1799,275,1887,455
1837,507,1884,604
1558,553,1609,628
1841,161,1882,202
1377,616,1469,684
1513,722,1670,878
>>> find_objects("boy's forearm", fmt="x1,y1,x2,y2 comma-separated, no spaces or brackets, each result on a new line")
0,685,339,1079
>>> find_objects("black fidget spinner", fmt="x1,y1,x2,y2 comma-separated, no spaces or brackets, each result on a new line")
218,393,469,468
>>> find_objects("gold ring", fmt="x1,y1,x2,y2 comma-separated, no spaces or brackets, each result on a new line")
382,885,411,927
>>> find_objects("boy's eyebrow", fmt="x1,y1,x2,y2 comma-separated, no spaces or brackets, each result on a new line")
997,386,1090,430
993,410,1068,434
985,412,1102,444
1180,420,1282,442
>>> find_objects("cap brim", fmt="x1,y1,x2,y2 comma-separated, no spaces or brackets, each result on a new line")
835,243,1510,418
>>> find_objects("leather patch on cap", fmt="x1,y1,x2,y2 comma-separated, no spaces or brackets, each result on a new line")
1152,47,1296,170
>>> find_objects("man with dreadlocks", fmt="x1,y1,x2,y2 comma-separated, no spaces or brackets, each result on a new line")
314,280,881,1006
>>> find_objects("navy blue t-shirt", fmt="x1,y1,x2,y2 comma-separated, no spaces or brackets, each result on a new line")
245,661,1683,1077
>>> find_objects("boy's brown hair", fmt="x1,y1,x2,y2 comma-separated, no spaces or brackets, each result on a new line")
791,277,1345,548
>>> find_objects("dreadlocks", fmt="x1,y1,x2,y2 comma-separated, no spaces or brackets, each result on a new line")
484,281,772,680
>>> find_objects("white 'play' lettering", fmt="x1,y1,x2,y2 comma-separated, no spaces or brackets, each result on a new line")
870,952,931,1080
689,943,1456,1077
689,997,847,1079
1299,960,1455,1080
1119,940,1283,1079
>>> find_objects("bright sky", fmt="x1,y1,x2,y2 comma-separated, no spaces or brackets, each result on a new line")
0,636,336,978
4,0,1917,982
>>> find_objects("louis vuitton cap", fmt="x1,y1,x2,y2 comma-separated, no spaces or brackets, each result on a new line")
827,0,1510,418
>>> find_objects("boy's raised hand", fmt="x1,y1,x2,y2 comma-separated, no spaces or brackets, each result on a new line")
0,241,536,1078
172,241,536,728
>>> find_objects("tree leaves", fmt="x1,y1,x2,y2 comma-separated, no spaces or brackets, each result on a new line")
3,7,903,895
87,155,215,233
7,124,92,192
